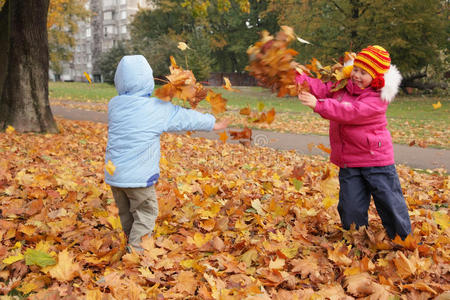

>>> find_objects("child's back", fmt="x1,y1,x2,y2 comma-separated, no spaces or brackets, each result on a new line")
105,55,215,188
104,55,223,250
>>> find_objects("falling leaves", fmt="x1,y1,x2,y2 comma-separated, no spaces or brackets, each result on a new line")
154,56,227,115
432,101,442,109
177,42,190,51
105,160,116,175
5,125,15,134
222,77,240,92
246,26,301,97
246,26,357,97
84,72,92,84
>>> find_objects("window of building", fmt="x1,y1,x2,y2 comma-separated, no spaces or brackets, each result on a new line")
121,25,127,34
120,10,127,19
86,27,91,37
104,11,112,20
103,0,114,6
104,25,116,37
120,0,126,5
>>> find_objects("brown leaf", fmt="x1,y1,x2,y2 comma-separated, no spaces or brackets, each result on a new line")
229,127,252,140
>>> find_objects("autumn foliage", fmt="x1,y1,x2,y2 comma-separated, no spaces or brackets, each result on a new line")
246,26,357,96
0,119,449,298
154,56,227,115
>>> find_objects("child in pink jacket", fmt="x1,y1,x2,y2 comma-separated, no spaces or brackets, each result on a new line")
297,45,411,240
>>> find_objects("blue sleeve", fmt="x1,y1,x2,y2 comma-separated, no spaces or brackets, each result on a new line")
165,103,216,132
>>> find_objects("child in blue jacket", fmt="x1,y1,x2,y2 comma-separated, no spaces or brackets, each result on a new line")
105,55,228,251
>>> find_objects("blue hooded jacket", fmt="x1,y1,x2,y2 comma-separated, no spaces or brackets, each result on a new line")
104,55,216,188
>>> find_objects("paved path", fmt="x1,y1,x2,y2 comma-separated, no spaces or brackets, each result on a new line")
51,105,450,171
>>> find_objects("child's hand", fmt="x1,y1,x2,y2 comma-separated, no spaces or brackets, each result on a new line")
213,119,230,131
298,92,317,110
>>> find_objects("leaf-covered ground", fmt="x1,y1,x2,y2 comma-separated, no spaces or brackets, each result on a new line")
49,100,450,149
0,119,448,299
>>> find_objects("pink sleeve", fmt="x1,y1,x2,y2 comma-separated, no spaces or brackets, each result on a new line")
314,96,388,125
295,73,334,99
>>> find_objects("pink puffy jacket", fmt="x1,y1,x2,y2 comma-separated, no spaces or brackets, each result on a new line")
296,67,402,168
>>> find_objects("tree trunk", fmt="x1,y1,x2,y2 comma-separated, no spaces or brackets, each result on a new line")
0,0,58,133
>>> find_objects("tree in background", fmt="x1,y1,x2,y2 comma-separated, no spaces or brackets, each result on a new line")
264,0,448,90
127,0,278,80
48,0,89,78
0,0,58,133
204,0,278,73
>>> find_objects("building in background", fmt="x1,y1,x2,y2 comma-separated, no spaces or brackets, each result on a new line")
51,0,150,82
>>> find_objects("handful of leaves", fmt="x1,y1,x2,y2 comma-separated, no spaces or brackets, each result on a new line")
246,26,305,97
154,56,227,114
246,26,357,96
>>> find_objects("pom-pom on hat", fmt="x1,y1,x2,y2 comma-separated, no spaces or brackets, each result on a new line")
353,45,391,89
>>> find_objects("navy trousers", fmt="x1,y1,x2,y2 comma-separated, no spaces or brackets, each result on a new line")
338,165,411,239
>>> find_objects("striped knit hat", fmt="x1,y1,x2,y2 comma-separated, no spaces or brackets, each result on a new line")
354,45,391,88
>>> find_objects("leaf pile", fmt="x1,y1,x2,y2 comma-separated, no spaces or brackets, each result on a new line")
0,119,449,299
154,56,227,115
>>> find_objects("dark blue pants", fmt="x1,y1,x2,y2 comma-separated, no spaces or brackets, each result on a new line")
338,165,411,239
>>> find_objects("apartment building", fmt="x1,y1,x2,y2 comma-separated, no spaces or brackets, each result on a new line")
53,0,150,82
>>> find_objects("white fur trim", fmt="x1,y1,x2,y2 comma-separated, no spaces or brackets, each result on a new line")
343,59,354,67
381,65,402,103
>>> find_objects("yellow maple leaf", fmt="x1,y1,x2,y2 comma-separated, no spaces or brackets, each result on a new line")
2,253,24,265
48,249,81,281
106,215,122,230
280,246,299,259
5,125,15,134
432,101,441,109
193,232,212,248
84,72,92,84
433,211,449,231
322,197,337,209
180,259,196,269
105,160,116,176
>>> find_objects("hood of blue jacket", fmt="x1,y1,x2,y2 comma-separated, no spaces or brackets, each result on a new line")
114,55,155,97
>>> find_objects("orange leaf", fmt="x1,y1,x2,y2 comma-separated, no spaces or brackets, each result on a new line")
317,143,331,154
229,127,252,140
239,106,251,116
218,131,228,143
206,91,227,115
266,108,276,124
222,77,240,92
154,83,176,101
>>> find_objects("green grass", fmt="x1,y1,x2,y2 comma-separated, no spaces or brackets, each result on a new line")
49,82,449,148
49,82,448,121
49,81,117,102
